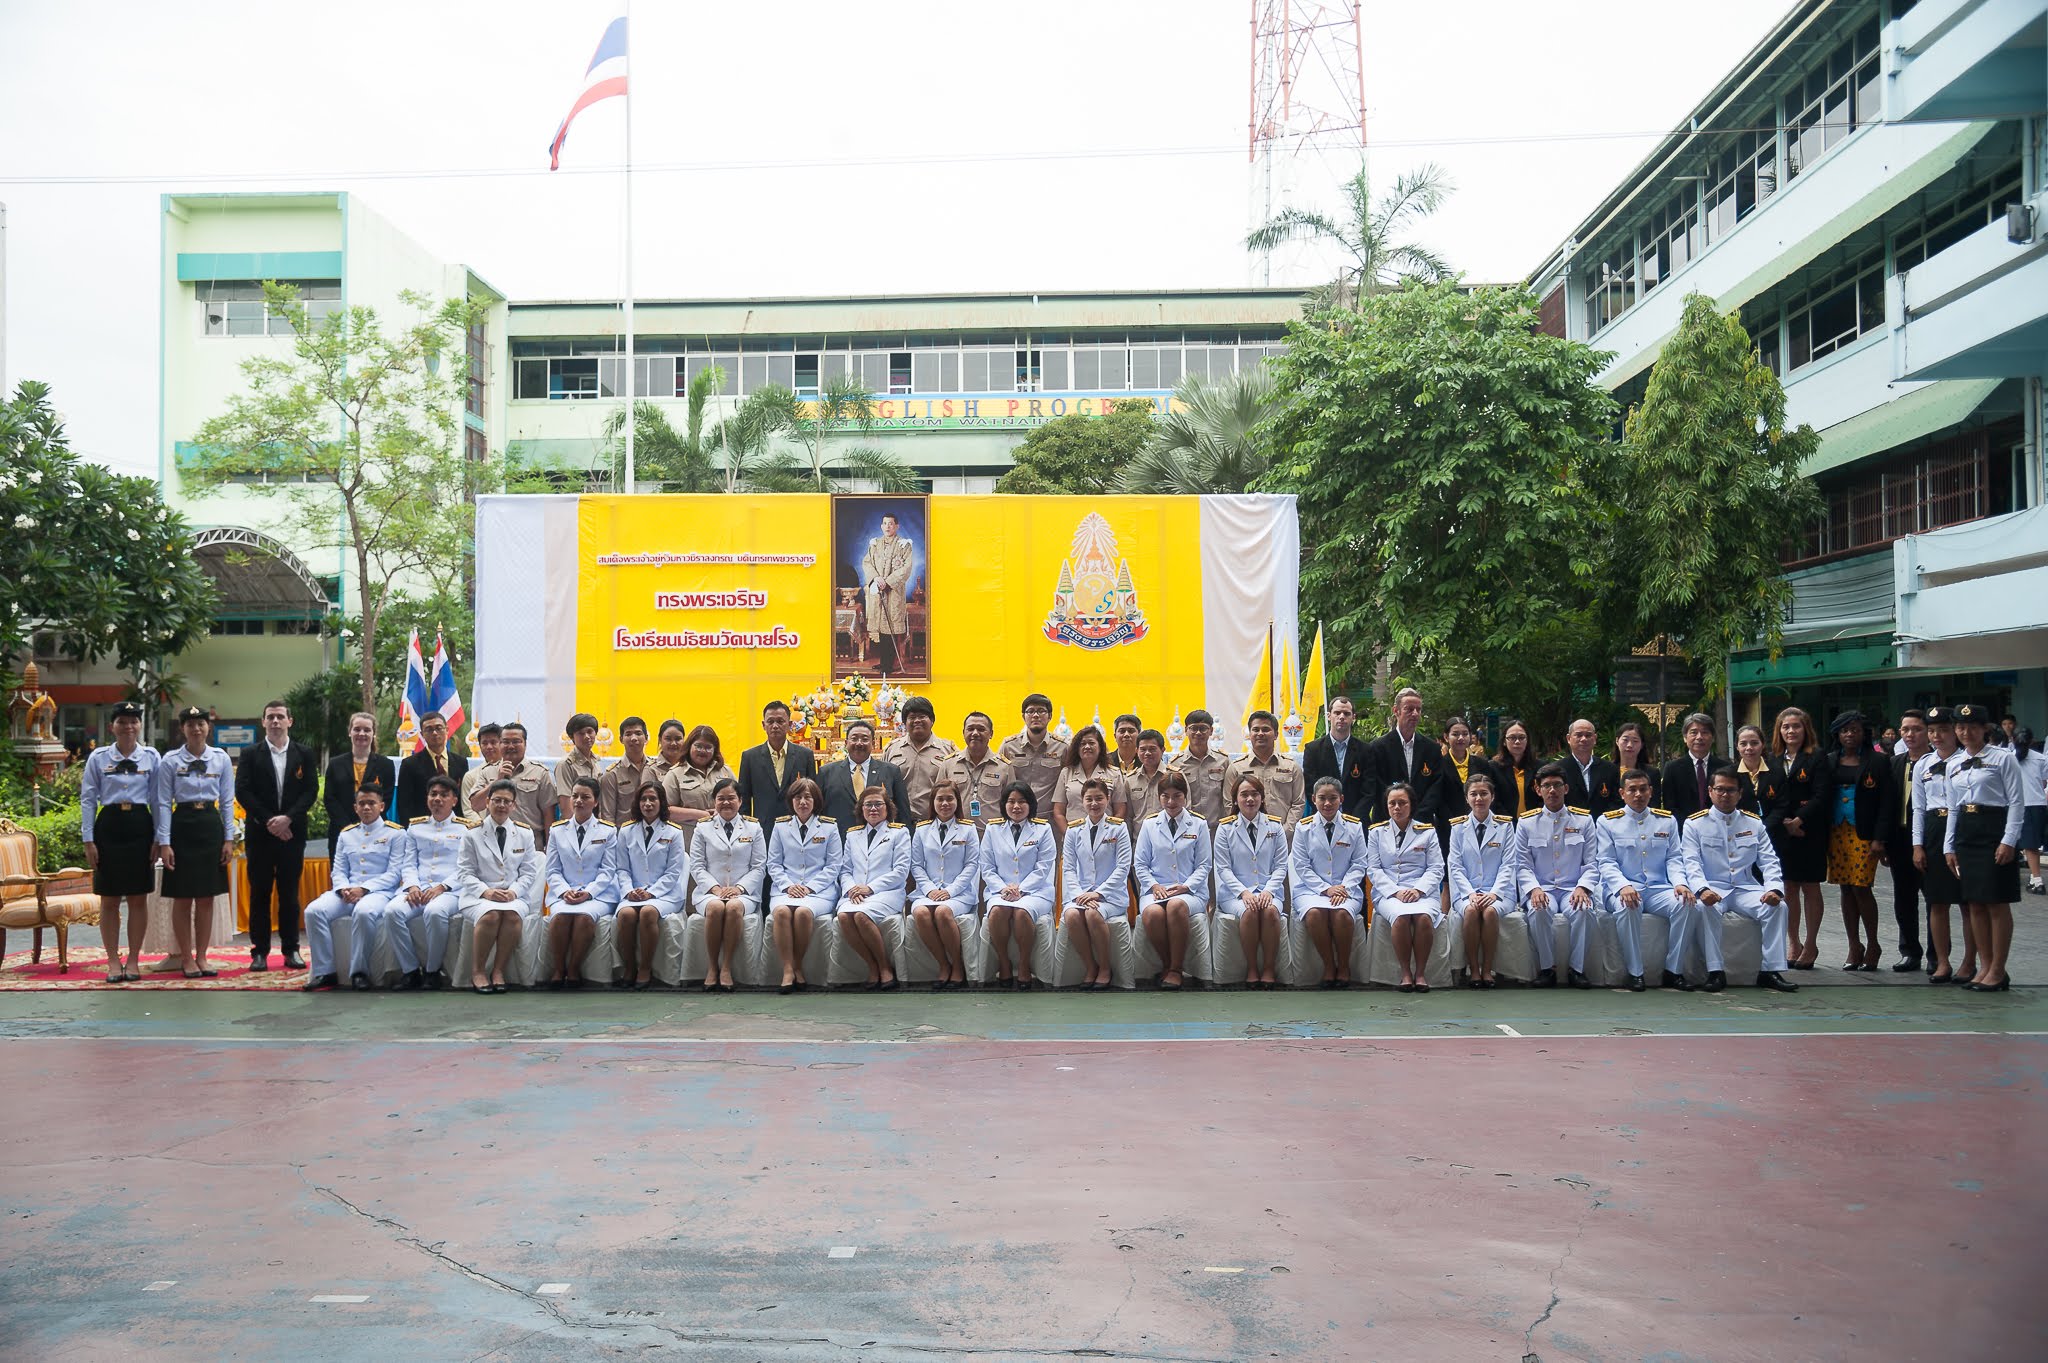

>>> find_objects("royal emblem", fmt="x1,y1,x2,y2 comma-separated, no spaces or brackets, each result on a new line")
1043,513,1150,650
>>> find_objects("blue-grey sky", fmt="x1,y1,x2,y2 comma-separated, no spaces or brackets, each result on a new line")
0,0,1792,474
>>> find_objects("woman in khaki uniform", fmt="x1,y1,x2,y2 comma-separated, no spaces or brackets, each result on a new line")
663,724,737,851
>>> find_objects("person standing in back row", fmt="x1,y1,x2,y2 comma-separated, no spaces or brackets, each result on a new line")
1882,710,1932,971
238,699,317,972
1368,689,1441,824
1661,712,1729,822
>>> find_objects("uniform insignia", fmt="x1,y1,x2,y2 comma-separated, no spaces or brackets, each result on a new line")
384,820,403,829
889,821,906,829
664,819,687,830
461,816,480,828
409,815,429,824
776,814,793,822
1567,806,1589,816
552,817,572,827
1031,817,1048,825
1652,808,1672,817
1603,809,1625,819
597,818,617,828
1368,819,1390,831
1298,815,1315,826
1448,815,1469,825
1519,809,1541,819
1688,809,1711,819
1342,813,1362,824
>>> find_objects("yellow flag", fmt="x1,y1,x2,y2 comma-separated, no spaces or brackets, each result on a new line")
1299,624,1327,741
1240,623,1273,744
1278,632,1300,727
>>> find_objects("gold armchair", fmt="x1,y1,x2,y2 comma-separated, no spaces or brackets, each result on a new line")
0,817,100,972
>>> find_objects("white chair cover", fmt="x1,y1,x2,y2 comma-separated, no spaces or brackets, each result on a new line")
1364,909,1460,987
1493,912,1573,983
446,907,547,985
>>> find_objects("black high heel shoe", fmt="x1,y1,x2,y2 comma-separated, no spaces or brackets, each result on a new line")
1966,975,2011,992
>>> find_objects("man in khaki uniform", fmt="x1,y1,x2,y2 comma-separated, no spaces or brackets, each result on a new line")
552,712,605,824
956,710,1012,828
1124,727,1171,824
597,715,659,825
458,723,504,812
467,721,556,849
1107,713,1144,772
862,513,915,675
1228,709,1305,837
998,692,1067,814
1171,708,1231,826
882,696,960,825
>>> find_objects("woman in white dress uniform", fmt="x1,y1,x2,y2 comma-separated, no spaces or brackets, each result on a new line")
1214,773,1288,989
839,786,912,991
983,782,1056,988
911,783,979,990
690,777,764,993
1366,781,1447,992
542,777,621,990
1061,778,1132,991
766,777,842,993
614,781,686,991
1135,771,1212,991
1448,772,1517,988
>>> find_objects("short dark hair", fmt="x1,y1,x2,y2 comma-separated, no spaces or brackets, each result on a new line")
857,784,896,819
1900,708,1927,724
354,783,386,804
486,779,519,799
710,775,740,801
762,700,791,719
658,718,686,739
1079,776,1111,799
424,774,460,797
999,781,1038,818
572,775,602,799
1021,693,1052,714
1534,761,1567,785
420,711,447,730
1157,769,1188,797
1465,771,1496,794
786,776,824,811
1137,728,1165,748
501,722,527,739
1186,709,1215,727
262,699,289,716
1248,709,1279,729
964,710,992,730
683,724,723,769
900,696,935,722
618,715,647,736
477,722,503,740
1114,713,1141,732
845,718,875,737
1708,768,1743,791
1620,767,1652,787
566,712,599,737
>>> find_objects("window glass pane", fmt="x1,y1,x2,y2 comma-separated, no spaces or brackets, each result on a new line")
912,353,939,392
516,358,548,399
963,351,989,392
821,353,849,385
1158,349,1182,386
1040,350,1068,391
767,355,795,389
598,357,625,397
1074,349,1099,389
1183,349,1210,381
939,352,959,392
861,353,890,394
741,355,769,394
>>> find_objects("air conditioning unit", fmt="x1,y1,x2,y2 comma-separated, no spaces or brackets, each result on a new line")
2008,202,2036,245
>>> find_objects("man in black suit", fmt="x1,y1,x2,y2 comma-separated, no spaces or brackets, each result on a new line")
323,710,399,853
818,719,909,833
1882,708,1930,971
1367,687,1443,824
1660,711,1730,821
395,711,469,824
1558,718,1622,817
737,699,818,826
236,699,320,970
1299,694,1373,820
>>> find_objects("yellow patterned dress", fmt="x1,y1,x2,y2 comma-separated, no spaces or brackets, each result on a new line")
1826,777,1879,888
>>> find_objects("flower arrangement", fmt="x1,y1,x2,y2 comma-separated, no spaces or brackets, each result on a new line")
795,685,838,731
873,682,907,725
836,674,874,710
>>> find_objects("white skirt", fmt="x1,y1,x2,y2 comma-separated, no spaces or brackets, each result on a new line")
616,894,685,916
911,893,976,920
838,891,904,921
988,893,1053,922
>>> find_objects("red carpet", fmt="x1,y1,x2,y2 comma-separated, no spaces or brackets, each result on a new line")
0,947,308,990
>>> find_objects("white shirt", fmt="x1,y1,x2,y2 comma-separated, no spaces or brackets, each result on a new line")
266,739,291,796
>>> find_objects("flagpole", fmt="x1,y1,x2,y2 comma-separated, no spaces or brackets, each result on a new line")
621,3,636,495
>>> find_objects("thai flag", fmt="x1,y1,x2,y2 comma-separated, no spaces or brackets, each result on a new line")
427,631,467,747
548,15,629,171
401,629,431,754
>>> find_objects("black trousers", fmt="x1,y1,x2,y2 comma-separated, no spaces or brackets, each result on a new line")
246,835,306,955
1882,829,1922,961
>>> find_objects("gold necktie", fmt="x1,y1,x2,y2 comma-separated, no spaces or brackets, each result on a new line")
852,764,866,797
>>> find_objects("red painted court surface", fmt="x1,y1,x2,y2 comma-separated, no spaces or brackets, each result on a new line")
3,1030,2043,1362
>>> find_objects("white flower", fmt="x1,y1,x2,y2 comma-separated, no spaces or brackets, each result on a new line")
126,528,142,541
27,469,43,484
17,515,37,530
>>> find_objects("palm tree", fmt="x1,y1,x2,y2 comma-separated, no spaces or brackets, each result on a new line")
1245,162,1454,308
1119,365,1283,495
740,377,922,493
599,363,724,492
707,386,802,493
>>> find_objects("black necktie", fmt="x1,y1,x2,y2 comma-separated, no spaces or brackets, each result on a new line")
1696,758,1708,807
496,825,506,853
1168,817,1180,839
1397,824,1408,849
868,827,878,846
797,822,808,843
1324,820,1335,843
1961,757,1984,770
724,820,734,838
643,825,654,847
1089,823,1099,847
1012,822,1023,845
577,822,586,847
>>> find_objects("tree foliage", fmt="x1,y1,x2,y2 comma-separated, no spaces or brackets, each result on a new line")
1260,283,1620,692
1246,162,1455,309
0,380,217,688
995,401,1157,494
1119,366,1284,495
601,364,725,492
1609,292,1822,689
188,285,484,718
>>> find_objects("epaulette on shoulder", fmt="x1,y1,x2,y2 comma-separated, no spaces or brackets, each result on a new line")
1652,808,1672,818
1031,817,1049,825
512,820,534,830
776,814,793,822
552,817,571,827
888,821,906,829
664,819,687,830
461,816,481,828
1342,813,1362,823
384,819,403,829
1449,814,1469,825
1106,816,1124,824
1298,815,1316,826
1687,808,1711,820
1519,809,1541,819
408,815,429,824
1368,819,1390,830
596,818,617,828
1218,813,1239,824
1567,806,1590,816
1602,808,1625,819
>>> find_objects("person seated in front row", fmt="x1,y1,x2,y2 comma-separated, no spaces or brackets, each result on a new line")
910,782,979,990
457,780,542,994
1514,764,1599,988
1595,768,1694,993
302,785,405,992
376,774,471,991
1448,773,1516,988
1062,777,1131,990
1365,781,1445,992
1291,777,1366,988
1679,769,1800,994
543,775,620,989
983,782,1056,988
1135,770,1211,991
839,786,911,991
613,781,685,991
766,777,841,993
689,777,764,993
1214,773,1287,988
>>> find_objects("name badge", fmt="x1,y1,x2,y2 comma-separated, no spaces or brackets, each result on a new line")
1653,830,1668,839
811,836,828,846
1334,839,1351,849
1736,829,1753,838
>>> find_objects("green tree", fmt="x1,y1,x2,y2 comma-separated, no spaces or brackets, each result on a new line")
1246,162,1454,309
1119,366,1283,494
600,363,725,492
1260,283,1620,690
1610,292,1822,690
752,375,920,492
0,381,217,700
995,401,1158,494
188,284,485,717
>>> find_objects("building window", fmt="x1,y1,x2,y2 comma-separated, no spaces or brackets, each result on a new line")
1893,157,2026,272
199,280,341,336
1015,349,1042,392
210,618,265,636
1584,243,1639,336
1785,20,1882,183
1788,421,2018,566
794,353,820,396
273,618,322,636
1783,243,1885,369
465,426,488,465
1704,129,1777,246
465,315,488,417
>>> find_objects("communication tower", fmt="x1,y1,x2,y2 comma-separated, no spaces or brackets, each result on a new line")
1247,1,1368,285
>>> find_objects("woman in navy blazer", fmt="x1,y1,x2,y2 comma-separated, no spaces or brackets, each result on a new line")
1768,706,1835,970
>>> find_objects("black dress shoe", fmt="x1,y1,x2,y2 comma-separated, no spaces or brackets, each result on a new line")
1534,968,1558,988
400,970,425,990
350,973,372,991
1661,970,1694,992
1627,975,1645,993
249,954,270,973
1757,970,1799,993
1703,970,1727,993
1892,958,1924,973
284,952,306,970
301,973,338,992
429,970,450,990
1568,969,1592,990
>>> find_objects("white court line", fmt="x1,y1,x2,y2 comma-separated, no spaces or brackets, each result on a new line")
828,1247,858,1259
1496,1024,1522,1037
536,1283,570,1295
309,1295,370,1304
143,1281,176,1292
4,1029,2041,1045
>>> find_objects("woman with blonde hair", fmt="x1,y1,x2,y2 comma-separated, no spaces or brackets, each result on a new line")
1768,706,1834,970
